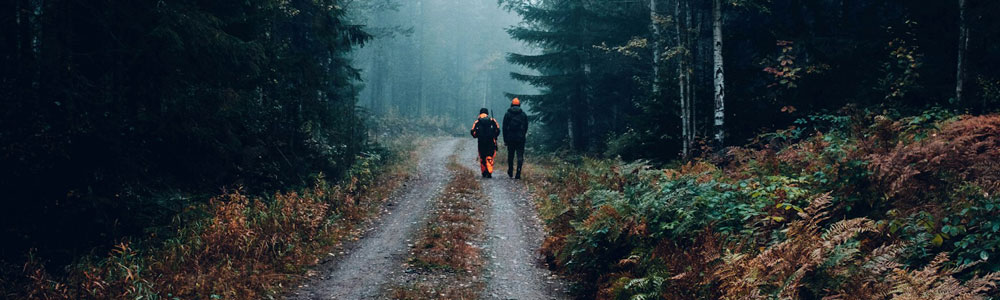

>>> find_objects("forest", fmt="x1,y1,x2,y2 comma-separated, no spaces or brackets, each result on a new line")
2,0,999,299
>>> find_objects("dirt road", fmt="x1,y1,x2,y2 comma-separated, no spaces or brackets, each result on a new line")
289,138,568,299
289,139,458,299
457,140,570,300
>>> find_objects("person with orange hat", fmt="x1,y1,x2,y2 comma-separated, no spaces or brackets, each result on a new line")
471,108,501,178
502,98,529,179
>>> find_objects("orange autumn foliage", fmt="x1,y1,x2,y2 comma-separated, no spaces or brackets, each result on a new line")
870,115,1000,208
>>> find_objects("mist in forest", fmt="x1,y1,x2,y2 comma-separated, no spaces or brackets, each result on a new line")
4,0,1000,297
348,0,536,131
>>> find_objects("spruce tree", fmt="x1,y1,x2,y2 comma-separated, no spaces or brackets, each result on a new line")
506,0,597,150
507,0,646,151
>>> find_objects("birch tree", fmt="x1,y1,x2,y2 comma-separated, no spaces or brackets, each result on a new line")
674,0,692,158
712,0,726,147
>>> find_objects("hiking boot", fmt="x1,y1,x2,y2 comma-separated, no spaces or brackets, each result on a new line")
486,172,493,178
515,171,521,179
507,168,514,178
482,171,488,178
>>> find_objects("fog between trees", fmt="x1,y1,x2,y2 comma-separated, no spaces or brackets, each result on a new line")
349,0,537,131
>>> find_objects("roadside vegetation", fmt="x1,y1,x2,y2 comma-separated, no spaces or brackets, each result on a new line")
390,156,488,299
1,0,393,298
3,139,417,299
527,109,1000,299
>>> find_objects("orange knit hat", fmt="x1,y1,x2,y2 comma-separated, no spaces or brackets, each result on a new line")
511,98,521,106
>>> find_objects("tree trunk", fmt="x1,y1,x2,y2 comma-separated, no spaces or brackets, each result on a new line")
585,62,595,150
650,0,662,96
416,0,426,118
567,107,575,149
712,0,726,147
674,0,690,158
370,44,387,115
572,3,590,151
689,0,698,148
3,2,11,71
955,0,968,107
17,0,31,84
572,61,591,150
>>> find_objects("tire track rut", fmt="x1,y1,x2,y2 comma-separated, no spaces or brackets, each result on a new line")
289,139,459,299
457,140,570,300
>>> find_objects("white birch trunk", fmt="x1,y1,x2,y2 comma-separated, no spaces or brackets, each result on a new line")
712,0,726,147
674,0,689,158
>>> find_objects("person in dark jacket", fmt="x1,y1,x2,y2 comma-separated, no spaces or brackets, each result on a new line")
471,108,501,178
502,98,529,179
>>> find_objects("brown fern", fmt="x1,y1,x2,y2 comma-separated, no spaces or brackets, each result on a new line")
889,253,1000,300
716,194,878,299
870,115,1000,208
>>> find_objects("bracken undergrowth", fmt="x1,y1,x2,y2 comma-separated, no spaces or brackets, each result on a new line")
526,111,1000,299
4,144,410,299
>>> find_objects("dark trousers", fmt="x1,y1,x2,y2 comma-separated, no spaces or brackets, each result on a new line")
478,140,496,174
507,140,525,175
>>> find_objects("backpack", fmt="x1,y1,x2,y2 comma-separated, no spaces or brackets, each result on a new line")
475,116,498,145
505,108,528,141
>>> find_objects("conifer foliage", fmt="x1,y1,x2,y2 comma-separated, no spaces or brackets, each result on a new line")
506,0,1000,159
505,0,646,150
0,0,370,265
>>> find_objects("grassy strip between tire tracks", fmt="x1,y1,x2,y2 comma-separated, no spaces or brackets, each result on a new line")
390,154,488,299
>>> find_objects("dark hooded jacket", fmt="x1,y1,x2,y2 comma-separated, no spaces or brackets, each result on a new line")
502,106,528,144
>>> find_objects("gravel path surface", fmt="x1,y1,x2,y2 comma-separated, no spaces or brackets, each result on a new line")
288,139,459,300
288,138,569,299
457,140,571,300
